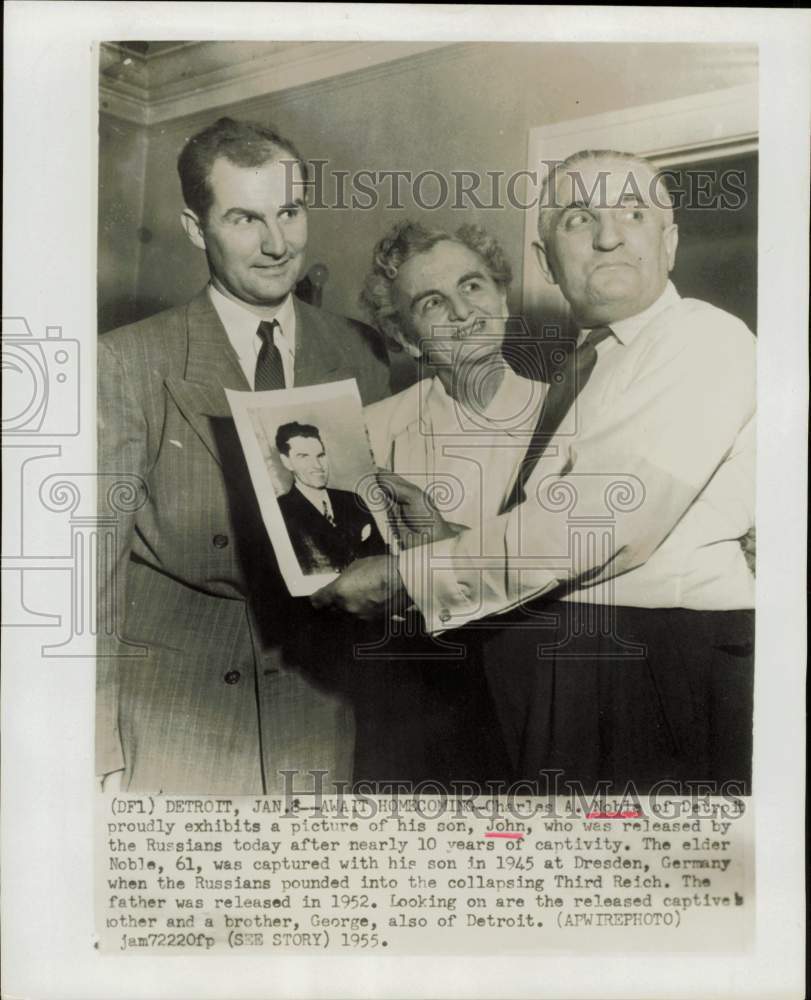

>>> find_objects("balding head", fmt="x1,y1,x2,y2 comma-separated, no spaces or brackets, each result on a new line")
533,150,678,326
538,149,674,240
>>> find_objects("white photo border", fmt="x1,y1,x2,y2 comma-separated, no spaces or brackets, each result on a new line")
3,4,808,999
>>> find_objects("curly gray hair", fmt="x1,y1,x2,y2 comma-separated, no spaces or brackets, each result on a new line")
360,221,513,348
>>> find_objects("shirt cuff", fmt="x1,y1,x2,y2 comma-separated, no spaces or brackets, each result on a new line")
398,535,559,634
398,538,480,634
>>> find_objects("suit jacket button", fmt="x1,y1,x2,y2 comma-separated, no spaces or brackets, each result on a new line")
224,670,241,685
213,534,229,548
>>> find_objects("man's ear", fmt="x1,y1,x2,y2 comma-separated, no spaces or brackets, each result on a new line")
663,223,679,272
181,209,207,251
533,240,557,285
279,452,293,472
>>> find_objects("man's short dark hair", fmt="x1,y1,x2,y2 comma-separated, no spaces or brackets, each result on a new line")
177,116,309,221
275,421,322,456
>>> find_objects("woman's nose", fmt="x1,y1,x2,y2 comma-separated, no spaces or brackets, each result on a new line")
448,294,472,322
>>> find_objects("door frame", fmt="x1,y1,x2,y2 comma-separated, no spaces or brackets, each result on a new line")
521,83,759,323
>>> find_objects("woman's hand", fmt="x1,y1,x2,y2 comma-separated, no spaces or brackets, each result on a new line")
310,554,406,620
376,471,458,547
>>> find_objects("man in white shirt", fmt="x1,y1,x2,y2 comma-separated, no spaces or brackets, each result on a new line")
314,149,755,794
97,117,390,793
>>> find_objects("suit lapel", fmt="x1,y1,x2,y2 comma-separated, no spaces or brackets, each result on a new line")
293,298,353,387
164,293,355,466
164,289,250,465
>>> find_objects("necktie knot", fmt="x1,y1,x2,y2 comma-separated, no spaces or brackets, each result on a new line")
581,325,614,351
257,319,279,345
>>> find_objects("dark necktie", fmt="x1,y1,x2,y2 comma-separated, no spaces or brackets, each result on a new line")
322,499,336,527
500,325,615,513
254,320,286,391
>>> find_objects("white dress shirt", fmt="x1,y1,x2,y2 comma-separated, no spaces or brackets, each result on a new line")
295,481,334,521
400,283,756,632
365,365,547,531
208,284,296,387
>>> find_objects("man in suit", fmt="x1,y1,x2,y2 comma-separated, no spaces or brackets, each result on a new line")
97,116,390,794
275,421,386,575
315,149,755,793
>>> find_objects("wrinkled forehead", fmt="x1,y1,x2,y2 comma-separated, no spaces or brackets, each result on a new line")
551,157,663,209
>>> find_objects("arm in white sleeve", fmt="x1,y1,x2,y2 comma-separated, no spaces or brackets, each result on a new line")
401,309,756,632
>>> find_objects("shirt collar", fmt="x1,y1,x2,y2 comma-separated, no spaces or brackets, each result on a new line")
208,284,297,360
294,481,330,512
581,280,681,347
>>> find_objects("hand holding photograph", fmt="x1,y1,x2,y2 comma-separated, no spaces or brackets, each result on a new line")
228,378,390,595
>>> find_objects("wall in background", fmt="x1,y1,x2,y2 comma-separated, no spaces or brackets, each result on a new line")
99,41,757,332
98,114,148,332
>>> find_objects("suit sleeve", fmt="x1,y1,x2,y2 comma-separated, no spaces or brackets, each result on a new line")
96,338,150,777
400,312,756,632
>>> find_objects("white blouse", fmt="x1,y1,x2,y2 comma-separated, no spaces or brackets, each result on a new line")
364,366,547,531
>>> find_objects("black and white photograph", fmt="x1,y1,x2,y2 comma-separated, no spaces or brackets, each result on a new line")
3,4,808,998
95,36,760,798
229,379,390,592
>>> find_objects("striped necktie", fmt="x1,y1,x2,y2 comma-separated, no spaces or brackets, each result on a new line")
254,320,286,391
322,500,336,527
500,325,615,513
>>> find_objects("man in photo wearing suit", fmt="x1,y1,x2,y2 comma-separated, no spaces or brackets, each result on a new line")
97,117,390,795
275,421,387,575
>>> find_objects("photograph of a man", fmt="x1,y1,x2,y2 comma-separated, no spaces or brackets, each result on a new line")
276,421,387,574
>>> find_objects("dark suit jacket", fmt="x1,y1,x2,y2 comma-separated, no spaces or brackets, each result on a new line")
278,486,387,575
97,289,390,794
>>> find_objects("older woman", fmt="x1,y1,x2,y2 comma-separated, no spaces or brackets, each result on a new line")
350,221,546,785
361,221,546,533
